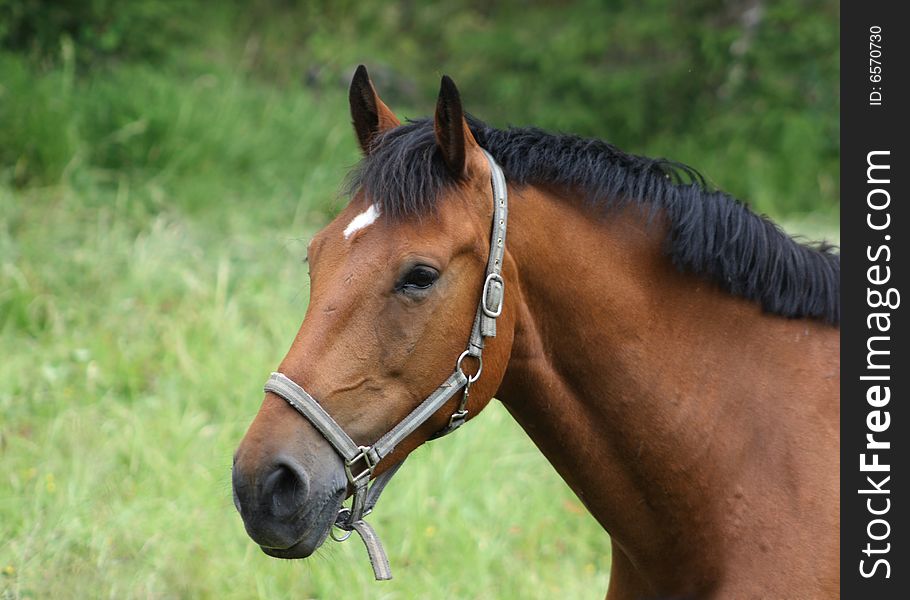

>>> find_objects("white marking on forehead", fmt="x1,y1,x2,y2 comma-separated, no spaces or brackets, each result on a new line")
343,204,381,239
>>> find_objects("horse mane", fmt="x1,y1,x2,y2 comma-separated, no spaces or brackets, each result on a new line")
347,117,840,325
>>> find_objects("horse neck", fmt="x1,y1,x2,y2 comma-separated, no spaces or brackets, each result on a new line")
495,185,838,590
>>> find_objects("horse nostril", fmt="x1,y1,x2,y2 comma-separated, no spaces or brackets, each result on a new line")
262,461,310,519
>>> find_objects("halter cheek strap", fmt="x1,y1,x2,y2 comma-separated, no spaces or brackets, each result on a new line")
263,149,508,580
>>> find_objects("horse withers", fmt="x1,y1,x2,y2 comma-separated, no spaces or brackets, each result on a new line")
232,66,840,599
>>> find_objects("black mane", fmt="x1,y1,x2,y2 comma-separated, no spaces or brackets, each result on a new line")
348,117,840,325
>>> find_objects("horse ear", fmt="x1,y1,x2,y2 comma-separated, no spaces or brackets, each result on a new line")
434,75,480,177
349,65,401,154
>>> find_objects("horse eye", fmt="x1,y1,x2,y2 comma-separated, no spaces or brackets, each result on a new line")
397,266,439,292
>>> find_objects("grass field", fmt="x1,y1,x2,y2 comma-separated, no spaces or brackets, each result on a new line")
1,48,837,599
0,176,617,600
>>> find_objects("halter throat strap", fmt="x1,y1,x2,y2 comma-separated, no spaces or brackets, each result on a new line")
263,149,508,580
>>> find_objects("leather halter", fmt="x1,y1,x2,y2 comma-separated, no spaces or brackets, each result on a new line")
263,149,508,580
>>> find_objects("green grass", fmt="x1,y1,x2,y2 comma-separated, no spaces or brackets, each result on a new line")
0,47,836,599
0,185,611,599
0,175,612,600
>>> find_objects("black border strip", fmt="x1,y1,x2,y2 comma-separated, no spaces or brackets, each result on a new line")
841,1,908,596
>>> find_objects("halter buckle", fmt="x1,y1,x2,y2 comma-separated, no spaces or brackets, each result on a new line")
345,446,376,484
481,273,505,318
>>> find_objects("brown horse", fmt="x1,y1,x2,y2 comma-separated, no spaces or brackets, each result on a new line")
232,66,840,599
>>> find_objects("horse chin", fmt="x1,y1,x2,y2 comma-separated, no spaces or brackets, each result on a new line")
259,492,342,560
260,532,326,559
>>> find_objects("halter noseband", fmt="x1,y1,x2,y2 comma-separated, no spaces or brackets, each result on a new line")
263,149,508,580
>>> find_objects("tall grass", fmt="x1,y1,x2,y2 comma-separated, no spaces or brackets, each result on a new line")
0,53,617,599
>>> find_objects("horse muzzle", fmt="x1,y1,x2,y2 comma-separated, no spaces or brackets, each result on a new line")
231,452,346,558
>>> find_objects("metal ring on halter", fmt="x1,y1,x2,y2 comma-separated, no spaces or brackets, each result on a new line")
456,350,483,383
331,509,354,542
331,526,353,542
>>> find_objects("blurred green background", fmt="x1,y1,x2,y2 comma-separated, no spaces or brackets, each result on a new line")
1,1,838,599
